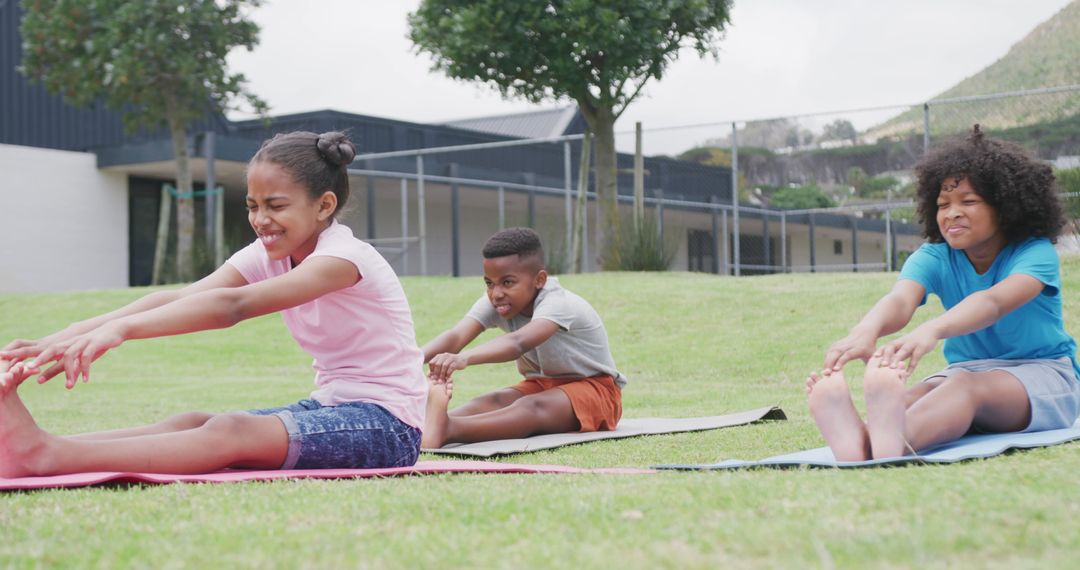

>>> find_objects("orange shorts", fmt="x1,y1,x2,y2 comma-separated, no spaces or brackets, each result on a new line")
509,375,622,432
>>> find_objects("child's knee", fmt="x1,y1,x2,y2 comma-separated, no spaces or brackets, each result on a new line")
200,413,255,438
164,411,214,430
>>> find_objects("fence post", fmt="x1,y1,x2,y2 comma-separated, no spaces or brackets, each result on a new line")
710,197,720,275
851,215,859,272
780,210,787,273
923,103,931,154
731,122,741,276
450,163,461,277
809,213,817,273
417,155,427,276
564,141,572,258
400,178,409,276
204,131,216,255
721,209,729,275
366,159,377,240
497,186,505,230
634,122,645,230
885,188,893,272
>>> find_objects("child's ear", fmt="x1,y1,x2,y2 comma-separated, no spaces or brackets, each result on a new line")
317,191,337,221
534,270,548,289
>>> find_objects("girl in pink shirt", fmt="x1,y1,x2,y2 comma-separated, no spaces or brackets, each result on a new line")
0,131,426,476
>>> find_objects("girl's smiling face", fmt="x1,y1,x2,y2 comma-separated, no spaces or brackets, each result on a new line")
936,176,1006,261
246,161,336,265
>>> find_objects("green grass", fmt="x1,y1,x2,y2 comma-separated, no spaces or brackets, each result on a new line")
3,259,1080,568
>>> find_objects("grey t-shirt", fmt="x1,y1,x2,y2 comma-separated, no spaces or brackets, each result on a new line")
465,277,626,388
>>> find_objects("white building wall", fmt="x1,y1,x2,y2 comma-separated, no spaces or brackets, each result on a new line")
0,144,129,293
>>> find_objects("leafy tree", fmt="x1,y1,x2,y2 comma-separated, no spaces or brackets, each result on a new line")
408,0,733,267
20,0,267,282
845,166,868,194
860,175,902,198
821,118,857,142
769,184,836,210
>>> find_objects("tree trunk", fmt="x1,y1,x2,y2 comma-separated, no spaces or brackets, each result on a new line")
577,102,620,269
167,113,195,283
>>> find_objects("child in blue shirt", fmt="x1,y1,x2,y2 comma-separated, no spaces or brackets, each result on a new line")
807,125,1080,461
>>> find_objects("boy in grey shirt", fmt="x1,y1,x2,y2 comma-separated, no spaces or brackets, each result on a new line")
421,228,625,448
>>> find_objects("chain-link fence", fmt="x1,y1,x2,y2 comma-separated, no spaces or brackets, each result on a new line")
347,84,1080,277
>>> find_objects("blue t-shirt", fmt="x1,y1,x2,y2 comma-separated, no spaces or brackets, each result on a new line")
898,238,1078,376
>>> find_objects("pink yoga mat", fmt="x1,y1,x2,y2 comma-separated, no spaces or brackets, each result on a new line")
0,460,655,491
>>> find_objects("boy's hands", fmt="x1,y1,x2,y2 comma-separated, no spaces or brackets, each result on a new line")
428,352,468,382
824,331,877,373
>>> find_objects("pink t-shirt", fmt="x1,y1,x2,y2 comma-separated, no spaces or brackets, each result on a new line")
226,220,426,428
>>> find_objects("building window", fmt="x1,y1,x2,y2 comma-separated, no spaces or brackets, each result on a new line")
834,239,843,255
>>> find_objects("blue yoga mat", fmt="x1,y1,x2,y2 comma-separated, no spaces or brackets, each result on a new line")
655,419,1080,470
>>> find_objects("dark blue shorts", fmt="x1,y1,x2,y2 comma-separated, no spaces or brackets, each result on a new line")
247,399,421,470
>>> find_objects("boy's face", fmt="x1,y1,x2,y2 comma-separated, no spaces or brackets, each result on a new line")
935,176,1004,255
482,254,547,319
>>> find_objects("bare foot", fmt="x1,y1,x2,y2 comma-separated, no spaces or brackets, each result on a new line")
420,378,453,449
863,359,908,459
0,362,50,478
806,370,870,462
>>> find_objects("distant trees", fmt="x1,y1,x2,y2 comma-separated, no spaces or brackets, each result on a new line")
821,119,857,143
768,184,835,209
409,0,734,267
20,0,266,282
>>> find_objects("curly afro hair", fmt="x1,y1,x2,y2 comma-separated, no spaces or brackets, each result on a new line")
914,125,1065,244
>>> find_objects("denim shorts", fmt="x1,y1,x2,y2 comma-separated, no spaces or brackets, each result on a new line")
926,357,1080,433
247,400,421,470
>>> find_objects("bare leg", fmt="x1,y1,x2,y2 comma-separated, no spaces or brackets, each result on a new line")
0,374,288,477
903,370,1030,452
425,389,579,448
863,358,908,459
68,411,215,440
806,370,870,461
450,388,525,417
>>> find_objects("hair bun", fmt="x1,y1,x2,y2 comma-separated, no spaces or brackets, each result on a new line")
315,131,356,167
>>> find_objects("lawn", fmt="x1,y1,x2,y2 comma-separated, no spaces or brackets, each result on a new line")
2,260,1079,568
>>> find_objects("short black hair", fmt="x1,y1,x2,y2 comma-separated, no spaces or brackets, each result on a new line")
482,227,545,267
914,125,1065,243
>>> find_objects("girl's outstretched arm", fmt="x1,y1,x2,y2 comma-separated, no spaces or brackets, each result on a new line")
427,318,560,381
824,279,925,372
29,256,360,388
1,263,248,363
877,273,1044,372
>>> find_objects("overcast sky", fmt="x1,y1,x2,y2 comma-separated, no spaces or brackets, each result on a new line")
228,0,1075,154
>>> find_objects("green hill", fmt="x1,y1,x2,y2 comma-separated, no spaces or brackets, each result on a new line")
869,0,1080,141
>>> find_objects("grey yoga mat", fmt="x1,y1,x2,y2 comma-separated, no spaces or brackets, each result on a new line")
655,419,1080,470
423,405,786,457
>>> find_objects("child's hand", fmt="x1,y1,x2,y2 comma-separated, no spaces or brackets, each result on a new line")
28,324,125,390
427,352,468,382
824,333,876,373
875,324,939,374
0,336,51,363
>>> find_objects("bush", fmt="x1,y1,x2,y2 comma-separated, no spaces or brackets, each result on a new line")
612,219,676,271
